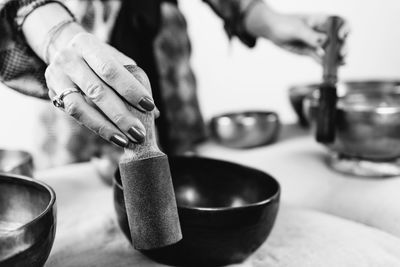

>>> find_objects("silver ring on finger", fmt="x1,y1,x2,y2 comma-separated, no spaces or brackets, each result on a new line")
52,87,81,108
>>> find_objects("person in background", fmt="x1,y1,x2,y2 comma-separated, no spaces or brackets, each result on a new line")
0,0,347,179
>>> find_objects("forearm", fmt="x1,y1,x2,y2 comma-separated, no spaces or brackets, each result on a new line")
22,2,85,63
243,0,278,40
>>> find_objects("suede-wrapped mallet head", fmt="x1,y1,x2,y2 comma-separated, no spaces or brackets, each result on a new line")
119,65,182,250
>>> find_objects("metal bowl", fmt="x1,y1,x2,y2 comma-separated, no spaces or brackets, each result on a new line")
289,84,317,127
305,80,400,161
209,111,280,148
114,156,280,266
0,173,56,267
0,149,34,177
289,80,400,128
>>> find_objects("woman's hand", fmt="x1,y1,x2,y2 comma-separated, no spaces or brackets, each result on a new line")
264,13,349,64
244,2,349,64
22,2,157,148
45,28,155,147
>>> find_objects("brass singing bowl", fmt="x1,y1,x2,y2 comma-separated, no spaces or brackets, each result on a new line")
114,156,280,266
0,149,34,177
209,111,281,148
289,80,400,128
0,173,56,267
303,80,400,160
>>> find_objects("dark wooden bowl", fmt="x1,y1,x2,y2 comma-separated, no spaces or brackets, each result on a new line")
0,173,56,267
114,156,280,266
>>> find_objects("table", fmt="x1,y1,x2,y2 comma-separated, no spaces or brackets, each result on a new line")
40,125,400,266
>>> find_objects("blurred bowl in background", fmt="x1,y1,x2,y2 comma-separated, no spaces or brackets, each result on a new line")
209,111,280,149
0,149,34,177
0,173,56,267
302,80,400,177
305,80,400,161
289,80,400,128
289,83,317,127
114,156,280,266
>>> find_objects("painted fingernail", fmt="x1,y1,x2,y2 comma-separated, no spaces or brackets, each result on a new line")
110,134,129,148
139,97,155,111
128,126,145,143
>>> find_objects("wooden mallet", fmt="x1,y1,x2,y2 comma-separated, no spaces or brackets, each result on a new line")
316,16,344,143
119,65,182,250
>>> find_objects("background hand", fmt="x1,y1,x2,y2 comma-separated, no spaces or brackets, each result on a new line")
244,2,349,64
267,13,349,64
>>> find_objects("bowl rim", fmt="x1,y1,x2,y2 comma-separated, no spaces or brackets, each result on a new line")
289,79,400,90
0,149,33,173
210,110,279,121
0,173,56,232
306,91,400,114
114,156,280,212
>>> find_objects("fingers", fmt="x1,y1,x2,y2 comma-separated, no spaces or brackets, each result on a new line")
69,33,155,112
111,52,160,116
303,14,349,45
124,65,152,92
51,51,147,143
302,14,330,32
279,15,327,53
282,43,323,64
154,107,160,119
339,42,348,65
299,14,349,64
304,14,350,42
45,31,161,148
338,20,350,40
122,64,160,118
296,24,327,49
45,67,132,148
337,20,350,65
305,47,324,65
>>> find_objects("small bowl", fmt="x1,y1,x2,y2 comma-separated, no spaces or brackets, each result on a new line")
289,84,318,127
0,149,34,177
289,80,400,128
114,156,280,266
305,80,400,160
0,173,56,267
209,111,280,148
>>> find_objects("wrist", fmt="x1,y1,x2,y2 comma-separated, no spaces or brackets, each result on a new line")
46,22,85,63
21,2,84,62
244,1,279,40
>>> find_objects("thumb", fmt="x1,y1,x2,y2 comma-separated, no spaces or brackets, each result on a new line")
296,24,327,49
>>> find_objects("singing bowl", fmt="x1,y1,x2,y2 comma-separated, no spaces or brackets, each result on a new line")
0,149,34,177
289,83,317,127
209,111,280,149
289,80,400,128
114,156,280,266
304,80,400,160
0,173,56,267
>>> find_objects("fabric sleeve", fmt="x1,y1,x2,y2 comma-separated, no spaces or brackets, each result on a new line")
202,0,261,47
0,0,52,99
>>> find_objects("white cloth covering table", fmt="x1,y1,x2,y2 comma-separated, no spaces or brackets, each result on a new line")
40,125,400,266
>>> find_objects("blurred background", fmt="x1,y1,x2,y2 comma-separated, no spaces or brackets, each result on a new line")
0,0,399,156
